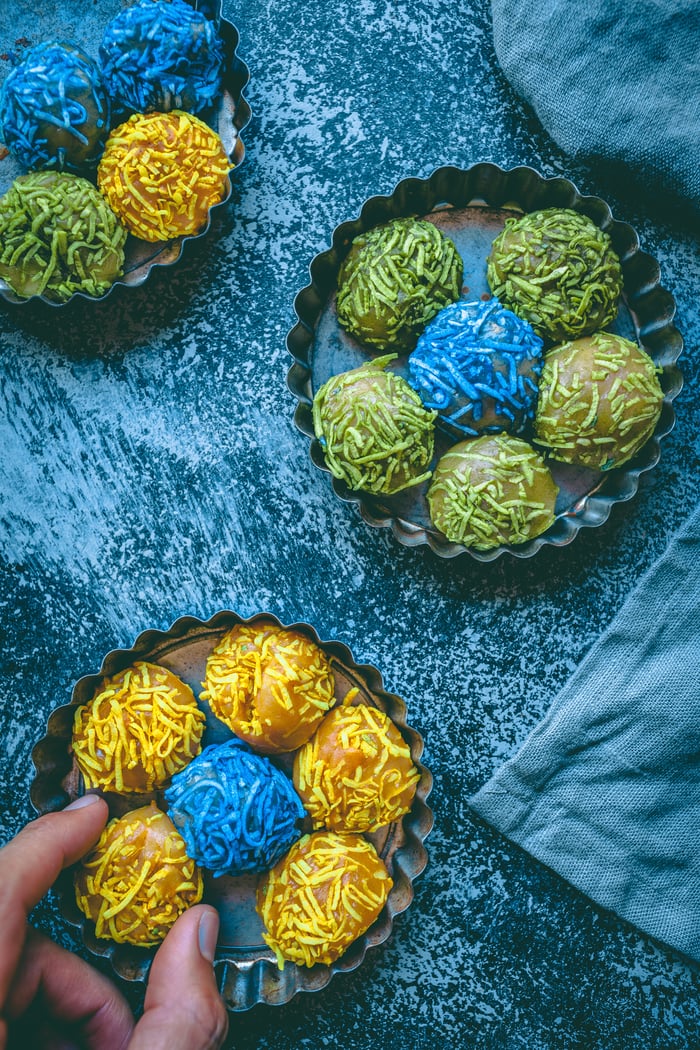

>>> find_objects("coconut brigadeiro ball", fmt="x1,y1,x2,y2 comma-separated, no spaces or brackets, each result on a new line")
74,803,203,947
165,738,306,876
97,110,230,241
336,217,463,351
293,696,420,833
200,623,335,754
487,208,623,343
72,661,205,793
312,354,437,495
99,0,224,115
408,298,544,439
534,332,664,470
0,172,126,302
427,434,559,550
257,831,393,968
0,41,110,172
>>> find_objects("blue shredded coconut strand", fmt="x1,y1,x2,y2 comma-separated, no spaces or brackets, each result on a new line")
408,298,544,438
164,738,306,877
0,42,109,171
99,0,224,114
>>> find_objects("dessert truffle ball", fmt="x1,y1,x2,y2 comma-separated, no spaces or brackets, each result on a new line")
487,208,623,343
99,0,224,115
408,298,544,438
257,831,393,968
336,217,463,351
74,803,203,947
0,42,110,172
72,661,205,794
0,172,126,302
312,354,437,495
200,624,335,754
534,332,664,470
97,110,230,241
165,739,306,876
427,434,559,549
293,699,420,832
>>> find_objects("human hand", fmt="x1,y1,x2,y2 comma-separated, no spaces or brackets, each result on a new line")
0,794,229,1050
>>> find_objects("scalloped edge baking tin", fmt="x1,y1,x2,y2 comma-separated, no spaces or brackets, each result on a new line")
286,162,683,561
30,609,433,1011
0,2,251,307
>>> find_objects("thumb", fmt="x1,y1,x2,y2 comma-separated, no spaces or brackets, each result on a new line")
127,905,228,1050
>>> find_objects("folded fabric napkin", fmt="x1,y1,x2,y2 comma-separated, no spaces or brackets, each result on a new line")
470,502,700,961
490,0,700,205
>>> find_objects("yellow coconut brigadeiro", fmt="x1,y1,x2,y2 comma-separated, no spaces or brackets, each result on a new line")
97,110,230,241
72,661,205,793
257,831,393,968
200,623,335,754
293,695,420,832
75,803,203,947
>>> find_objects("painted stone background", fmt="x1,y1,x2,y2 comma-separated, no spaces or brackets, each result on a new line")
1,1,699,1047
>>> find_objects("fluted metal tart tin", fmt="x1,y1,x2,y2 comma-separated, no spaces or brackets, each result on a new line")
0,1,250,307
286,163,684,561
30,609,433,1011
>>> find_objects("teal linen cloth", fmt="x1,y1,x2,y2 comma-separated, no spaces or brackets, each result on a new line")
470,503,700,960
490,0,700,203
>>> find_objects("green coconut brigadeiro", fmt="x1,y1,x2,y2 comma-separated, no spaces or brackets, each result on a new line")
312,354,437,495
427,433,559,549
486,207,623,343
336,217,463,352
534,332,664,470
0,171,126,302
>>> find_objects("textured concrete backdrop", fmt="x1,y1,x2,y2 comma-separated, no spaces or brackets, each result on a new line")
1,1,699,1048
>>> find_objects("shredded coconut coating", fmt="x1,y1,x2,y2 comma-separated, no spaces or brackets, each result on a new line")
99,0,224,115
0,171,126,302
200,624,335,754
0,41,110,172
534,332,664,470
165,738,306,876
408,298,544,438
336,217,463,351
293,697,420,832
312,354,437,495
427,433,559,550
257,831,393,968
75,803,203,947
97,110,230,241
487,207,623,343
72,661,205,793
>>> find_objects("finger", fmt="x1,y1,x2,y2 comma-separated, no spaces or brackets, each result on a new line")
128,905,228,1050
4,927,134,1050
0,795,108,1008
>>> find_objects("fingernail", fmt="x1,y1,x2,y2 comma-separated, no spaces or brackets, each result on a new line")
64,794,102,811
198,909,219,963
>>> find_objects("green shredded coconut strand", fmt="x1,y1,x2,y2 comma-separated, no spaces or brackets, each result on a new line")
312,354,437,495
534,331,664,470
0,171,127,302
336,218,463,351
427,433,559,550
486,207,623,343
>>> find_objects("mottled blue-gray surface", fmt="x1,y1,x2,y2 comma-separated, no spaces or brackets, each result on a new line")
1,1,699,1048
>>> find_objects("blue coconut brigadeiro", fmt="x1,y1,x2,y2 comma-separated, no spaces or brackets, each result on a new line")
164,738,306,877
0,42,110,172
408,298,545,439
99,0,225,115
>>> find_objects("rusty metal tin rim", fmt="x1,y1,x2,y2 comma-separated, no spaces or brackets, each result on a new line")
29,609,434,1011
0,6,251,308
286,162,684,562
